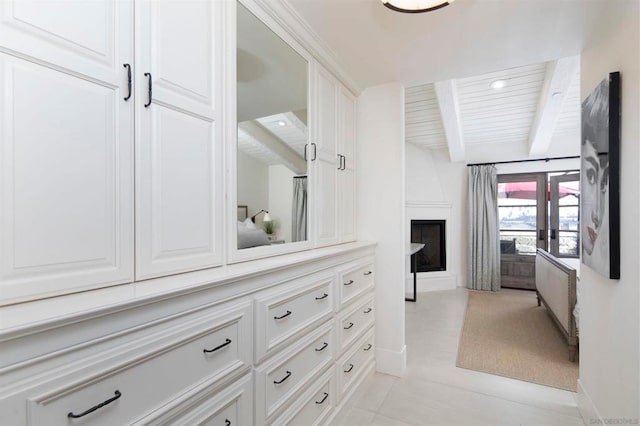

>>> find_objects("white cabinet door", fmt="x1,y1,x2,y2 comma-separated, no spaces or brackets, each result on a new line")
312,63,340,247
136,0,223,279
0,2,134,303
338,88,357,242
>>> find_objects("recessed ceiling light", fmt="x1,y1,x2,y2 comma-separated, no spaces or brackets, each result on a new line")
491,80,507,90
277,120,286,127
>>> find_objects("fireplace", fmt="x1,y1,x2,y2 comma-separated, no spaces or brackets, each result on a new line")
410,220,446,272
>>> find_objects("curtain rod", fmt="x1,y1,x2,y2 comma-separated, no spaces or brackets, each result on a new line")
466,155,580,167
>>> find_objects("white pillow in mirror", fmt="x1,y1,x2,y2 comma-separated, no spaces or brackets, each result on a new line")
243,218,256,229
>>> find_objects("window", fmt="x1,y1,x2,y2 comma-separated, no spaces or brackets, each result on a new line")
498,171,580,258
549,172,580,257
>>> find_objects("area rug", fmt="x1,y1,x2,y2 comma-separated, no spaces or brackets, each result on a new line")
456,290,578,391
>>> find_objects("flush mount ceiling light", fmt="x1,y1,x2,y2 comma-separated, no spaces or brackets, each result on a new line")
381,0,454,13
277,120,286,127
491,79,507,90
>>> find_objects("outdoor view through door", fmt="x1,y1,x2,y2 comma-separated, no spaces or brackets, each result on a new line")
498,172,580,289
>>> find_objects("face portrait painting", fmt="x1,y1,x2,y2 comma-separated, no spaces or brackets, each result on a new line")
581,77,613,277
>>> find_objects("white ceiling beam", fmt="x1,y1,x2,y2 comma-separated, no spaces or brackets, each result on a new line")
434,80,465,162
238,120,307,174
528,55,580,156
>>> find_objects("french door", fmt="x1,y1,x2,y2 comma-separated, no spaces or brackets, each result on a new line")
549,173,580,258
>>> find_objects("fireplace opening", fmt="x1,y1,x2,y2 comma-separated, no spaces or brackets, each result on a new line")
411,220,446,273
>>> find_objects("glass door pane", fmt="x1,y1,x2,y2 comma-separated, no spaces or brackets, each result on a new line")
549,173,580,257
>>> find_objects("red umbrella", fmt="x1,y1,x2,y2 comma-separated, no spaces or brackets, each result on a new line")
498,181,579,200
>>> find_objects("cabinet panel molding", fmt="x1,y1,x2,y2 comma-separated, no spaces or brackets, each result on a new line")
135,0,223,279
0,53,133,304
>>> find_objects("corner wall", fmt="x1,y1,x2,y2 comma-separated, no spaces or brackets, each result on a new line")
357,82,406,376
578,1,640,421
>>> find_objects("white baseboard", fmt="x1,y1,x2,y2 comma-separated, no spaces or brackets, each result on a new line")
405,272,457,293
577,379,603,425
375,344,406,377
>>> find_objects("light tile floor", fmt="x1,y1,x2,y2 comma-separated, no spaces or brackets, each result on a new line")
332,288,584,426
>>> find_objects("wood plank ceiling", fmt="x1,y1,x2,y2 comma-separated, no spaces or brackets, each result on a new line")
405,58,580,162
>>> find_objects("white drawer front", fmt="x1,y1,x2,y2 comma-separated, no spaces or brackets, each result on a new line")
27,303,252,426
256,321,334,421
337,293,374,353
256,274,334,362
338,262,374,309
338,328,375,398
275,368,334,426
175,375,252,426
140,373,253,426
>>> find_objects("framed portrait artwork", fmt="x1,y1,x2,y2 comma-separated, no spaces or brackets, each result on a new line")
580,72,620,279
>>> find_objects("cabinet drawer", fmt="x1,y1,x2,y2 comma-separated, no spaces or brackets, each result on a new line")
256,321,334,421
337,327,374,399
27,302,252,426
338,261,374,309
337,293,374,353
255,273,334,362
142,373,253,426
273,367,334,426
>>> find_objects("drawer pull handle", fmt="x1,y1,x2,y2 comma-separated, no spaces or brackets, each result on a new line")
364,271,373,276
315,342,328,352
225,420,231,426
274,370,292,384
364,344,373,351
344,364,354,373
344,280,354,286
344,322,354,330
315,293,329,300
203,338,232,354
274,310,292,320
315,392,329,404
67,390,122,419
363,308,372,314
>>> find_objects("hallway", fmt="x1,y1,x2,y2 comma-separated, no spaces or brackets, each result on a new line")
334,288,584,425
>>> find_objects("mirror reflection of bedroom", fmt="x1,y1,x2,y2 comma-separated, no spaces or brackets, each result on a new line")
236,2,308,249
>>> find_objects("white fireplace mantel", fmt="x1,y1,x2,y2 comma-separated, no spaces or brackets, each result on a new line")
405,201,457,292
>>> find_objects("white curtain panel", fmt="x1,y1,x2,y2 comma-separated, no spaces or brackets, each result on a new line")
291,177,307,242
467,165,501,291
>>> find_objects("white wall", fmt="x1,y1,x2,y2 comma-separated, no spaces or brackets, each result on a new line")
405,145,467,290
577,1,639,421
357,82,406,376
237,150,269,220
268,164,295,242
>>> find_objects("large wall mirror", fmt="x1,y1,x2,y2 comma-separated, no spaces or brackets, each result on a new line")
236,2,309,251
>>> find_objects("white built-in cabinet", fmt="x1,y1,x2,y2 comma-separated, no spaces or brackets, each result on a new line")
0,0,224,302
0,1,135,302
0,245,376,426
0,1,373,425
135,0,223,279
313,64,357,248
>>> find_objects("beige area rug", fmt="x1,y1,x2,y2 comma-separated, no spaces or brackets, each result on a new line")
456,290,578,392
